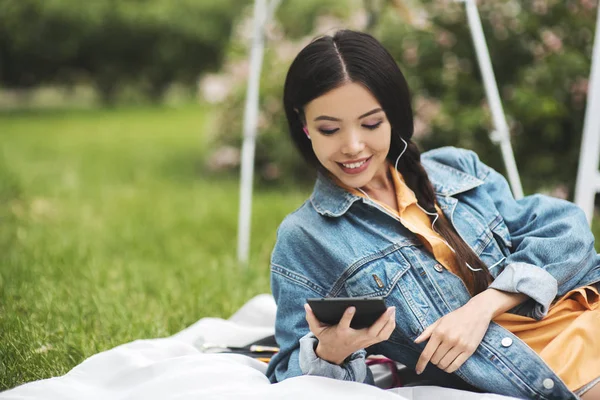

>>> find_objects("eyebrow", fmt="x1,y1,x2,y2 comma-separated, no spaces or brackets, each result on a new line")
313,108,383,122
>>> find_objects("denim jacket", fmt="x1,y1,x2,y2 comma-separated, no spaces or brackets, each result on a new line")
266,147,600,399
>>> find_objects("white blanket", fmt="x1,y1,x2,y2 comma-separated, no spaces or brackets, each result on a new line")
1,294,517,400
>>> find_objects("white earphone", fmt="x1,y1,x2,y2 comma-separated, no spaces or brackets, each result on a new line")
357,137,483,272
303,126,311,140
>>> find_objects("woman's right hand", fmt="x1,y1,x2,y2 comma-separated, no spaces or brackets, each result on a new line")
304,303,396,365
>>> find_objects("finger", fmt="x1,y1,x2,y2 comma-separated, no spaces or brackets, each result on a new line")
368,307,395,337
370,307,395,338
337,306,356,329
414,321,438,344
376,309,396,339
304,304,324,332
444,352,471,374
436,347,462,371
429,341,453,367
415,335,441,374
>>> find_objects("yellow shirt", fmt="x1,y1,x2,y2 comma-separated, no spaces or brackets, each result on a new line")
342,167,460,274
343,165,600,392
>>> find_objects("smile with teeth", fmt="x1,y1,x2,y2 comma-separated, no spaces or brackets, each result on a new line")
342,160,367,169
339,156,372,170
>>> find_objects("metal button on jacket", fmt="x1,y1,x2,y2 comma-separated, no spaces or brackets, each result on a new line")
434,264,444,272
543,378,555,389
501,337,513,347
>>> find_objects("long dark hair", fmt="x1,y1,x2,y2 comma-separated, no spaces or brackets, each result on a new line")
283,30,492,295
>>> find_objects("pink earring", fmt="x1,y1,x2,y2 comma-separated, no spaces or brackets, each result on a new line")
303,126,311,139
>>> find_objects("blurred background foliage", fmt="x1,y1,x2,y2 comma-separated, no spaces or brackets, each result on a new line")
208,0,599,200
0,0,251,104
1,0,598,197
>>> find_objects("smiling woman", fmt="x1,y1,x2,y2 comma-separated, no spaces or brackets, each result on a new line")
303,84,391,191
267,29,600,400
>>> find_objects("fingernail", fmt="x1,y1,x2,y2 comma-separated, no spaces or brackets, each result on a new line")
416,369,422,375
387,307,395,316
348,306,355,314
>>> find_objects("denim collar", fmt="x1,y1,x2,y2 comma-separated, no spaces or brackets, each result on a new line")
310,159,484,217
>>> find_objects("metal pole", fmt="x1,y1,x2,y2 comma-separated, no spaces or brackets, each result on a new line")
574,5,600,225
237,0,268,264
461,0,524,199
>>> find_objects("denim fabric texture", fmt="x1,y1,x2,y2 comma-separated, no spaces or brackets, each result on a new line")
266,147,600,400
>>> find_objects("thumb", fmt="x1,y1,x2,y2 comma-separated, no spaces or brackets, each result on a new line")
338,306,356,329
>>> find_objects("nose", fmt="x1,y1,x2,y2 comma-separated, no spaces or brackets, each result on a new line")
341,129,365,156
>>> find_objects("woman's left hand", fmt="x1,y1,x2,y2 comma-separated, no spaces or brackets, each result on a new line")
413,299,493,375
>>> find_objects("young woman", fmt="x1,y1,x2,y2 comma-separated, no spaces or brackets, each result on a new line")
265,30,600,399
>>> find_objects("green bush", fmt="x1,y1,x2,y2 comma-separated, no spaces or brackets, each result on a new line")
212,0,598,199
375,1,596,195
0,0,250,104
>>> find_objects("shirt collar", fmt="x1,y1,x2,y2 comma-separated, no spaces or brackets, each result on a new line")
390,166,418,211
310,159,484,217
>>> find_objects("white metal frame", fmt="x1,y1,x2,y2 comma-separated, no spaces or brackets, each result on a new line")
461,0,524,199
237,0,280,264
574,5,600,226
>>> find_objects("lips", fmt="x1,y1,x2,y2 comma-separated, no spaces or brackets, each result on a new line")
337,156,372,175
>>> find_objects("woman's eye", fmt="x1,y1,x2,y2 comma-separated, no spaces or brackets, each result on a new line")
363,121,383,130
318,128,339,135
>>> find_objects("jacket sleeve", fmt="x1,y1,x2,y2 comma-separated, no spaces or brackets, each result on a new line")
467,150,598,319
265,263,371,383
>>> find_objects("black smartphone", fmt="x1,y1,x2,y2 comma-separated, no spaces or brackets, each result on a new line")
306,297,387,329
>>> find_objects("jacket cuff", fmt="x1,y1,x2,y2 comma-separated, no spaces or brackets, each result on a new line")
488,262,558,320
298,332,368,382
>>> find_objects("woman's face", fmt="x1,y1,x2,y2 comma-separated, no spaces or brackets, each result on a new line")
303,82,392,189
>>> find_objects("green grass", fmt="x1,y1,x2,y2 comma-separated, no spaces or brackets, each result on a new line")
1,105,599,391
0,105,310,390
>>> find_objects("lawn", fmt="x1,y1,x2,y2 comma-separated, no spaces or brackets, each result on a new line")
0,104,310,390
1,105,599,391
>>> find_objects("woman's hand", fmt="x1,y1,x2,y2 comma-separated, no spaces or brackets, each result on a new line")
413,299,492,375
414,288,528,375
304,303,396,365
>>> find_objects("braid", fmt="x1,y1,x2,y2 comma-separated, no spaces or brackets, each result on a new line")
397,141,436,213
393,140,493,295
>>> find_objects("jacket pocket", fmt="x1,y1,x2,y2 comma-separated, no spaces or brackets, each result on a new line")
489,214,512,250
344,251,410,298
479,214,511,275
344,247,431,336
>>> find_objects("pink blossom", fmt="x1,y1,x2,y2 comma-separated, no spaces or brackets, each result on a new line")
262,163,281,181
435,30,456,49
207,147,241,171
541,30,563,53
532,0,549,15
580,0,597,10
402,40,419,67
570,77,589,108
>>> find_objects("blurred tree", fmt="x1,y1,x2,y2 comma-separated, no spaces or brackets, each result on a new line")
211,0,598,199
274,0,357,39
375,0,597,194
0,0,250,104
